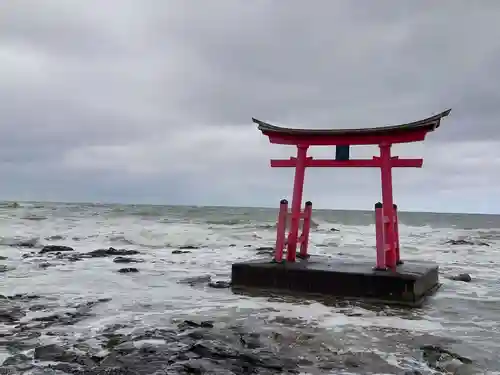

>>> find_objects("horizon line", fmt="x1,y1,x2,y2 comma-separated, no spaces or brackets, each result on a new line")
2,199,498,216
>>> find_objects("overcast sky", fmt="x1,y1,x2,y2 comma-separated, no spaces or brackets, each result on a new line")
1,1,500,214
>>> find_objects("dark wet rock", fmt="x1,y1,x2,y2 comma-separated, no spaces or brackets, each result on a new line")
256,250,274,256
445,239,490,247
330,227,340,232
44,235,66,241
255,246,277,256
229,244,236,247
256,246,274,251
38,262,53,269
172,249,191,254
34,344,97,366
88,247,141,258
11,297,110,334
208,280,231,289
117,267,139,273
1,353,34,372
178,275,211,285
0,305,25,323
0,316,410,374
10,237,39,248
421,345,480,374
178,320,214,329
179,245,199,250
0,255,7,260
449,273,472,282
0,264,9,272
446,239,473,246
113,256,144,263
0,293,41,301
477,241,490,247
39,245,74,254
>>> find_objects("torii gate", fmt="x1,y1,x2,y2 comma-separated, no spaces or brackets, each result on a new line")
254,109,451,270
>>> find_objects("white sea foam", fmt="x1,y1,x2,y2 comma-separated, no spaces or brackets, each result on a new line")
1,204,500,370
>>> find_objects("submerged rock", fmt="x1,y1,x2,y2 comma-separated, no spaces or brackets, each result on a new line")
88,247,141,258
208,280,231,289
113,256,144,263
38,262,53,269
172,249,191,254
445,239,490,247
10,238,39,248
449,273,472,282
34,344,96,367
256,246,274,251
421,345,481,374
117,267,139,273
179,245,200,250
39,245,74,254
178,275,212,285
44,235,66,241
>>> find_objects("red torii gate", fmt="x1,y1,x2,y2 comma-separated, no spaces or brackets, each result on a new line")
254,109,451,270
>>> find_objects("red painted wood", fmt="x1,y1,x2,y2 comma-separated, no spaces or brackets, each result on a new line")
380,144,396,268
299,202,313,258
258,112,451,265
375,203,386,270
287,146,308,262
274,200,288,262
270,157,423,168
266,130,429,146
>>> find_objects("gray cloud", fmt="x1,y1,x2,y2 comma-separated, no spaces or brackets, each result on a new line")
1,0,500,213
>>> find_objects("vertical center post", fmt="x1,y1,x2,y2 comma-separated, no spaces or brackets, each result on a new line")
379,143,396,268
287,144,308,261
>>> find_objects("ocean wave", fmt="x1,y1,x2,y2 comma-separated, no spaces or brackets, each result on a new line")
476,229,500,241
0,201,22,209
106,227,211,249
0,236,40,248
1,202,500,371
21,215,48,221
108,205,171,218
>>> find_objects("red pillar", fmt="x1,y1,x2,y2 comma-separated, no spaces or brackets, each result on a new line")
374,202,386,270
379,144,396,268
393,203,402,265
287,145,308,262
299,201,312,259
274,199,288,262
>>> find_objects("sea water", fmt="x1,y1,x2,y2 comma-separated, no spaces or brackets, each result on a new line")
0,201,499,373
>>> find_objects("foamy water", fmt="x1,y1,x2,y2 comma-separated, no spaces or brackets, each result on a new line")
1,202,500,373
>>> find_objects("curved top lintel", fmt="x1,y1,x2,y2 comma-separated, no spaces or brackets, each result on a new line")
253,109,451,139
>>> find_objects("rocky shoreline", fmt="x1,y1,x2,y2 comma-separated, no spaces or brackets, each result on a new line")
0,291,484,374
0,239,491,374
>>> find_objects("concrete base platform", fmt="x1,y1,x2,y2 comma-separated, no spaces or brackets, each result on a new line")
231,256,440,307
